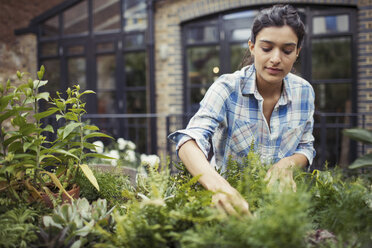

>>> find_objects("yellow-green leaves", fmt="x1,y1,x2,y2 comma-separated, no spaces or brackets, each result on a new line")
79,164,100,191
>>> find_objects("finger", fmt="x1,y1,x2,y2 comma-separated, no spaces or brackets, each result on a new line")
220,200,238,216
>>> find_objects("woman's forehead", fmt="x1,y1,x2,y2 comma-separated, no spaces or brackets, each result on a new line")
256,26,298,45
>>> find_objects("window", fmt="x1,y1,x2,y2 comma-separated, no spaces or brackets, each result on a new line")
36,0,154,154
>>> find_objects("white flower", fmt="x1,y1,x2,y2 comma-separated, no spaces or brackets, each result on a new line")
124,150,136,163
141,154,160,167
117,138,127,150
109,150,120,160
92,141,104,154
127,141,136,150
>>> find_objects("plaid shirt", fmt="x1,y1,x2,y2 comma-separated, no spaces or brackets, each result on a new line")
168,65,315,171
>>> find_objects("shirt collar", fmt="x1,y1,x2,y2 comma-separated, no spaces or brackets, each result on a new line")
240,64,292,105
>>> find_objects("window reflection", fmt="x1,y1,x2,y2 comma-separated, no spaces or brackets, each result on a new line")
63,0,88,35
123,0,147,32
230,43,249,71
93,0,120,33
41,16,59,37
97,55,116,90
313,14,349,34
313,83,351,114
68,57,86,90
41,42,58,57
187,26,218,44
41,60,61,99
311,37,351,80
98,92,116,114
124,52,146,87
126,91,146,113
124,33,145,48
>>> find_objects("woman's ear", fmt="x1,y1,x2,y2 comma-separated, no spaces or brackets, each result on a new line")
296,47,302,57
248,40,255,56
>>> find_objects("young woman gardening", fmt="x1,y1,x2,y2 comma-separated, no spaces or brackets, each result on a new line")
169,4,315,215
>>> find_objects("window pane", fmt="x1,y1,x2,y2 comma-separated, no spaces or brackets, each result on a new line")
190,87,210,111
230,43,248,71
124,33,145,48
98,91,116,114
41,16,59,37
124,52,146,87
313,14,349,34
311,37,351,80
93,0,120,33
129,125,147,153
41,60,61,99
187,46,219,85
63,0,88,35
186,26,218,44
41,42,58,57
313,83,351,114
230,28,251,41
96,42,115,53
67,45,84,55
68,57,86,90
97,55,116,90
123,0,147,32
126,90,146,113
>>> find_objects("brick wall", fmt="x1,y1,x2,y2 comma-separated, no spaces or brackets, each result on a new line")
154,0,371,156
0,0,65,85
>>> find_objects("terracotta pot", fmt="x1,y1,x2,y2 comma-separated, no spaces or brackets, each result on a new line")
40,184,80,208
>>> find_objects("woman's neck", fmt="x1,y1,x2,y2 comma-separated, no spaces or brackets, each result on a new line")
256,76,283,99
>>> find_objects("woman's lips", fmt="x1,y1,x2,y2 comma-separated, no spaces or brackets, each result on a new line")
265,67,283,75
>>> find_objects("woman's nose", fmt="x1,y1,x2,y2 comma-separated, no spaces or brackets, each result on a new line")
270,49,281,64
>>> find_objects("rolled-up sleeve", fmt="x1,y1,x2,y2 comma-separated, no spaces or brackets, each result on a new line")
294,87,316,165
168,79,230,159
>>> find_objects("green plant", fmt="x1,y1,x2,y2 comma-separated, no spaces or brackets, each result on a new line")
343,128,372,168
0,66,113,205
39,198,114,247
0,206,40,248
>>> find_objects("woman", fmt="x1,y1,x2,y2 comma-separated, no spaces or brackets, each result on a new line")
169,4,315,215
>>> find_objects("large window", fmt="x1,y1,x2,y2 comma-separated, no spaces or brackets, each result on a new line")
37,0,154,154
182,6,357,168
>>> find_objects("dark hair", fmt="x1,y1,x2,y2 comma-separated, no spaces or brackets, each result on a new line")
239,4,305,68
251,4,305,48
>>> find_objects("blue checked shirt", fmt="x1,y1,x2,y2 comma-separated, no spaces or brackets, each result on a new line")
168,65,316,171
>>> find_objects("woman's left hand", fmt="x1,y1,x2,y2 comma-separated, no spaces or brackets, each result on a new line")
264,158,297,192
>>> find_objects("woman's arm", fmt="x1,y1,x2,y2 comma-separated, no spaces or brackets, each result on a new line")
179,139,250,216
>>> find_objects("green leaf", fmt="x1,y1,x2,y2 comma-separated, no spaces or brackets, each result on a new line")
0,94,15,111
349,153,372,169
40,171,73,201
83,125,99,131
20,123,36,136
33,80,48,89
79,90,95,97
0,109,16,124
39,154,62,163
40,149,79,161
63,122,82,140
3,135,22,148
43,124,54,133
83,153,115,160
83,132,113,141
56,114,63,121
34,108,59,121
23,141,34,152
36,92,49,101
64,112,78,122
343,128,372,145
79,164,100,191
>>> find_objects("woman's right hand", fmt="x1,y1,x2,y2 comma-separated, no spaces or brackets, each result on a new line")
179,139,251,217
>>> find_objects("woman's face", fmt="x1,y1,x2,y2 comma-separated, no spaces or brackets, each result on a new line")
249,25,300,87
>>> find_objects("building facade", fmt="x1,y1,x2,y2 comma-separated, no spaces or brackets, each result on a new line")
2,0,372,168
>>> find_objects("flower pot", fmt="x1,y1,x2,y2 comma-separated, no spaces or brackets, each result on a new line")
41,184,80,208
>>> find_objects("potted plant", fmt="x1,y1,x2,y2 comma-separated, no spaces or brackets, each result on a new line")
0,66,113,207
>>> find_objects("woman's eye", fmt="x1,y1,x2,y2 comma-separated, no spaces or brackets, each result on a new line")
283,49,294,55
262,47,271,52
